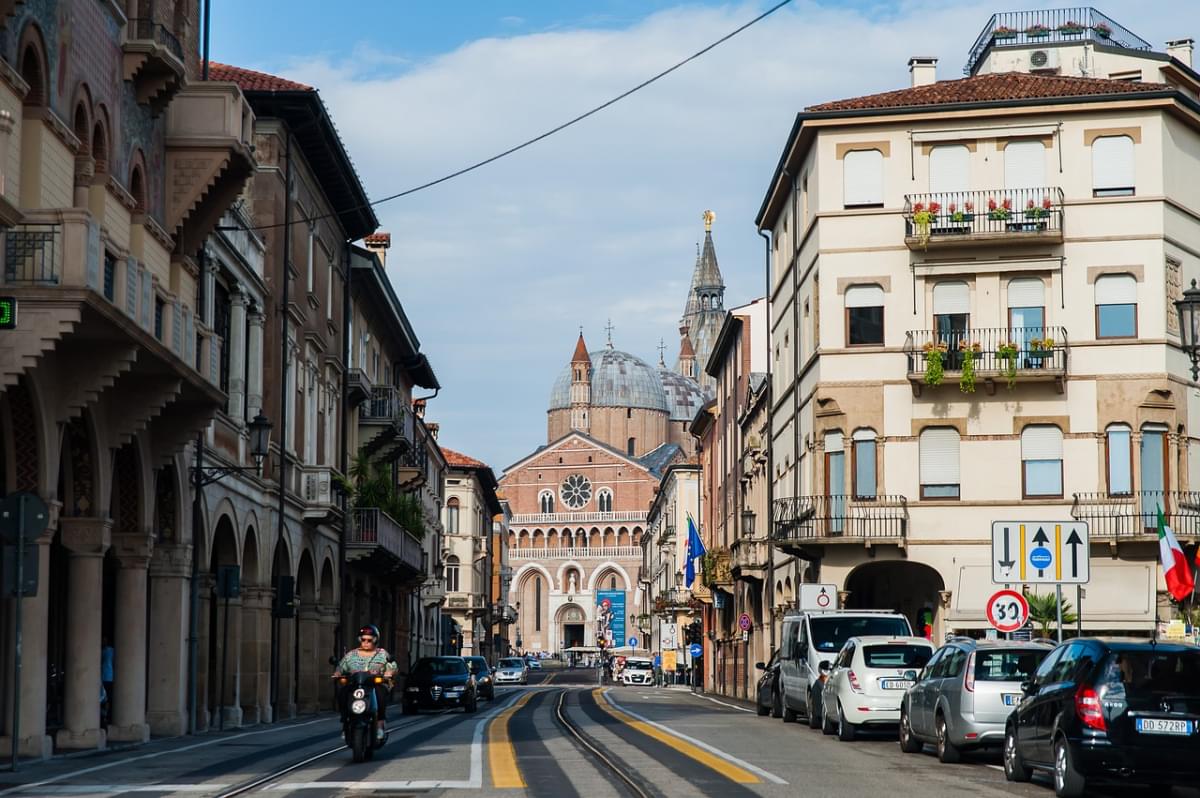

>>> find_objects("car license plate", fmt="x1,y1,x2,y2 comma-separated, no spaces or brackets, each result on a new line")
880,679,914,690
1003,694,1021,706
1137,718,1193,735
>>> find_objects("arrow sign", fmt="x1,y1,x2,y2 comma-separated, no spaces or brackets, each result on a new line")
1031,527,1051,577
998,526,1014,570
992,521,1091,585
1065,529,1083,579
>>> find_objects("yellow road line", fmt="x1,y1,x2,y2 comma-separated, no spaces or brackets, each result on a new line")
543,672,556,685
591,689,760,784
488,691,535,788
1055,524,1062,581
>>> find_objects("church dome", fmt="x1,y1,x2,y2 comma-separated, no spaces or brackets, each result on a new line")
549,349,669,413
659,368,708,422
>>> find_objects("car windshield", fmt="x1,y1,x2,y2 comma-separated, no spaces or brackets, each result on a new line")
862,644,932,668
975,650,1045,682
809,617,911,653
1098,649,1200,697
499,659,524,669
467,658,489,673
626,661,652,670
415,658,467,676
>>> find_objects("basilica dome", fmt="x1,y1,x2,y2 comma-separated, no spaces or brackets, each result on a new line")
549,349,669,413
659,368,707,422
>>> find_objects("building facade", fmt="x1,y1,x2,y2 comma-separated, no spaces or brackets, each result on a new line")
642,464,702,668
441,448,502,659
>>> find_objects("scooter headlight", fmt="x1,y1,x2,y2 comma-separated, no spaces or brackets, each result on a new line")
352,688,367,699
350,699,368,714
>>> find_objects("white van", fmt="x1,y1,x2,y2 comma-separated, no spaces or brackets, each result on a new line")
777,609,912,728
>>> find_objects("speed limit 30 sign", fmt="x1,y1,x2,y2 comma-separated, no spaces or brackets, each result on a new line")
985,589,1030,634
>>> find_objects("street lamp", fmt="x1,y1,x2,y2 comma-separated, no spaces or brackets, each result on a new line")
1176,279,1200,381
741,508,756,537
247,412,272,470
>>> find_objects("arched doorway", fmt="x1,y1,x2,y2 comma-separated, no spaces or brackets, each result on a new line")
844,561,945,639
269,536,294,719
557,603,586,652
206,515,239,728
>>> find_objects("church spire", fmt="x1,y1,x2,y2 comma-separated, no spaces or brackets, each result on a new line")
569,329,591,433
677,323,696,379
571,329,590,365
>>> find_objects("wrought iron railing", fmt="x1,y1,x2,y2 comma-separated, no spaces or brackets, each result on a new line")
965,8,1151,74
773,494,908,541
351,507,423,571
903,188,1064,241
1071,491,1200,539
904,326,1068,377
510,510,645,524
362,385,407,422
509,546,642,560
4,223,60,284
126,18,184,61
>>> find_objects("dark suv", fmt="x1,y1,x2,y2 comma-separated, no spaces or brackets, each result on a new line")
1004,637,1200,797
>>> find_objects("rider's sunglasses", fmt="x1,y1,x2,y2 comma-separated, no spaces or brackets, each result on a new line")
359,635,375,642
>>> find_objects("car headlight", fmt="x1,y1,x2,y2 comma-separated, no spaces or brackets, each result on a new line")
350,699,368,714
406,687,420,693
352,688,367,699
481,676,491,683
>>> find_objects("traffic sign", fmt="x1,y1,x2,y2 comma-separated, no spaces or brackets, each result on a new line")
688,642,703,658
738,613,752,631
0,492,49,544
985,589,1030,634
0,297,17,329
991,521,1089,584
627,636,638,647
799,583,838,611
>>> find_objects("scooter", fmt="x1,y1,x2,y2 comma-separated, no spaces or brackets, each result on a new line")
334,670,390,762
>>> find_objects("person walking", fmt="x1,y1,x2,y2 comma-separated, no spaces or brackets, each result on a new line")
100,636,115,725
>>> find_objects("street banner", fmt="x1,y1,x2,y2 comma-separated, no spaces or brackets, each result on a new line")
596,590,625,649
662,649,677,671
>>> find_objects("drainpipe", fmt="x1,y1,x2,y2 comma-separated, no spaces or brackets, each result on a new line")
759,226,775,654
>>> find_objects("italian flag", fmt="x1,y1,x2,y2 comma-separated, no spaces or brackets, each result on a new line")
1158,506,1195,601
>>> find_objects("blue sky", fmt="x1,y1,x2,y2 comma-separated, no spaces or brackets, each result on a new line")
208,1,1190,472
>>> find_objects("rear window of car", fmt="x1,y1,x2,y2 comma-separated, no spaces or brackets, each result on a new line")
416,658,467,675
862,644,932,668
1098,649,1200,697
499,659,524,668
975,650,1045,682
467,657,489,672
810,616,912,653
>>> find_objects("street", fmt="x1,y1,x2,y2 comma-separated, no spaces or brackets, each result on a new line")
0,666,1191,797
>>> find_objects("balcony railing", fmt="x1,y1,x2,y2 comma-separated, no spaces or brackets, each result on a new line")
126,18,185,61
965,8,1151,74
362,385,409,424
4,224,61,284
1071,491,1200,539
300,465,336,518
730,537,769,574
773,494,908,544
904,326,1067,394
350,507,423,573
903,188,1064,249
509,511,645,525
508,546,642,560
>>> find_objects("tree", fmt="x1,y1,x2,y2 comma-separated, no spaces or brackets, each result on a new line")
1026,591,1077,638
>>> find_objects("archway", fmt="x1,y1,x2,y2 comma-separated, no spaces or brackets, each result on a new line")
206,515,238,727
556,603,587,652
844,561,945,638
269,536,293,718
515,568,550,654
295,550,319,713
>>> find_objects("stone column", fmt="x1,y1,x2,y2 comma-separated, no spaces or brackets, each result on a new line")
275,614,296,720
246,309,264,419
318,606,338,711
55,517,111,751
296,603,321,714
215,593,243,728
108,535,152,742
146,543,191,737
195,573,214,731
227,289,248,422
240,586,272,725
73,154,94,209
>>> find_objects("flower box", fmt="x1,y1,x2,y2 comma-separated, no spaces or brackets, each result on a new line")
1058,22,1086,36
1025,24,1050,38
993,26,1018,41
1094,23,1112,39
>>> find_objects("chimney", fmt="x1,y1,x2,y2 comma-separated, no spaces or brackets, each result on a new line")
908,56,938,87
364,232,392,269
1167,38,1194,68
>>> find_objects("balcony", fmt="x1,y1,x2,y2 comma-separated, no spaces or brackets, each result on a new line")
349,507,424,576
445,593,488,611
730,537,769,578
701,548,733,589
902,188,1063,250
653,589,702,616
359,385,415,460
398,419,430,489
346,367,372,406
904,327,1067,396
4,223,59,284
300,465,337,519
773,495,908,552
509,510,645,525
508,546,642,561
1071,491,1200,541
966,8,1152,75
123,18,186,114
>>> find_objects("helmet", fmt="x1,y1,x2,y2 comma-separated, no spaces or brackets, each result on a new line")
358,624,381,641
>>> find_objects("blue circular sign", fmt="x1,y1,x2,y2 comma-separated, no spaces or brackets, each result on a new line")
1030,547,1053,570
628,636,638,647
689,643,703,658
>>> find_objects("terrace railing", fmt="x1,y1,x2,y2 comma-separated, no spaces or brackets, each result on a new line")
965,8,1151,74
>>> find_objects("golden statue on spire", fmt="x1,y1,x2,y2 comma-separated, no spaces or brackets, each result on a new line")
703,209,716,232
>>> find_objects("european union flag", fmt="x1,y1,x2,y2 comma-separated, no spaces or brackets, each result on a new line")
684,513,706,588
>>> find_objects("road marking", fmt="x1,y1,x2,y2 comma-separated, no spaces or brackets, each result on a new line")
602,690,787,785
488,691,536,788
21,787,232,795
691,693,755,714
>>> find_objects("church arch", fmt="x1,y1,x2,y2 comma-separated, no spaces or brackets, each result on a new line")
556,560,584,593
585,561,633,592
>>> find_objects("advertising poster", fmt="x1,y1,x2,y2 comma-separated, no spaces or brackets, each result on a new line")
595,590,626,648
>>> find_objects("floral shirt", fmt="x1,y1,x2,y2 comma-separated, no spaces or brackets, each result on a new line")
335,647,393,675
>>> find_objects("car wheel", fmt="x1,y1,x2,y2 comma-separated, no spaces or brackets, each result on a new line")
782,695,798,723
807,689,823,730
936,713,960,764
1053,736,1086,798
899,708,922,753
1003,725,1031,783
837,703,856,742
756,697,770,717
401,701,414,716
771,690,783,719
821,703,836,735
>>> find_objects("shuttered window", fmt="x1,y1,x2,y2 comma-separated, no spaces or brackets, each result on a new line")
843,149,884,207
853,429,877,499
1022,425,1063,497
1092,135,1134,196
920,427,960,499
1106,424,1132,496
1004,140,1046,189
1095,274,1137,338
929,145,969,194
933,282,970,315
1007,278,1045,308
846,284,884,345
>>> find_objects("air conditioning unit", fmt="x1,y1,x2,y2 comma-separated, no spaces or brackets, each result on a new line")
1028,49,1060,73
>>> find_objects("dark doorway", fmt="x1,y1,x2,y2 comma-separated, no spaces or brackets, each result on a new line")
844,561,945,637
563,623,584,649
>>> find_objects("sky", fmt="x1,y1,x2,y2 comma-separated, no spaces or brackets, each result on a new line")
211,1,1189,473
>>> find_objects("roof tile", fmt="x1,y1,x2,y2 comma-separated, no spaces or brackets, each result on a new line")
208,62,313,92
443,447,489,470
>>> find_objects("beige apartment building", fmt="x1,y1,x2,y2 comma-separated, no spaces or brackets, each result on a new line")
440,448,502,659
642,463,702,665
758,9,1200,640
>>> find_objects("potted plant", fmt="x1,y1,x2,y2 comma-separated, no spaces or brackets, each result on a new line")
922,341,948,386
997,341,1019,389
993,25,1018,41
1094,22,1112,39
1025,23,1050,38
959,340,981,393
912,200,939,247
1024,199,1049,220
1028,337,1055,359
949,200,975,224
987,196,1012,221
1058,20,1086,36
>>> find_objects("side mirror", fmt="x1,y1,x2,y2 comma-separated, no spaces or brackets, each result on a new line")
904,669,918,681
818,660,832,674
755,661,766,671
1020,680,1034,695
328,656,338,667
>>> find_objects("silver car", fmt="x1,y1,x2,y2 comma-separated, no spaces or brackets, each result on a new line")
900,638,1051,762
493,657,528,685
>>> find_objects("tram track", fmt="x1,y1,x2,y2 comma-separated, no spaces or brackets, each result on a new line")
554,688,653,798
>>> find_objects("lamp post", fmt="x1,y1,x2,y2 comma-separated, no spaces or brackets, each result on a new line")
1176,279,1200,381
741,508,756,537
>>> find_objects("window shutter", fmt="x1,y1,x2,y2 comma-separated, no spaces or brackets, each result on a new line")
1007,278,1045,308
1095,274,1136,304
824,431,844,454
1092,135,1134,190
933,281,970,315
125,257,139,316
85,220,101,290
843,149,883,206
919,428,960,485
1004,140,1045,189
140,267,152,330
929,145,969,194
852,428,876,441
171,301,182,354
1021,426,1062,460
845,284,884,308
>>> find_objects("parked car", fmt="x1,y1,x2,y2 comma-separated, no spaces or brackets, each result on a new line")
755,651,782,717
621,657,654,686
494,657,529,685
1004,637,1200,797
820,635,934,741
778,609,913,728
900,638,1050,762
465,656,494,700
526,657,543,670
402,656,478,714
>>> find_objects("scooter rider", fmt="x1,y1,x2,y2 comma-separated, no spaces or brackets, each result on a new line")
332,624,396,741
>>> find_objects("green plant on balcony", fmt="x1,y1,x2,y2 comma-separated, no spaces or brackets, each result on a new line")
1058,20,1086,36
922,341,948,386
339,451,426,536
1028,337,1055,360
987,196,1012,221
993,25,1018,41
1094,22,1112,39
1024,196,1053,221
1024,23,1050,38
911,201,939,249
959,340,981,394
948,201,975,224
997,341,1019,390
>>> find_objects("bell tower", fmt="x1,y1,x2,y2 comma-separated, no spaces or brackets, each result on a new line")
569,330,591,433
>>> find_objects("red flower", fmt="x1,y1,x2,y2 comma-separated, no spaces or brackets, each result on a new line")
1042,196,1053,210
928,201,941,214
988,197,997,211
913,202,925,213
1002,198,1013,210
1026,199,1036,209
948,202,957,213
964,201,975,212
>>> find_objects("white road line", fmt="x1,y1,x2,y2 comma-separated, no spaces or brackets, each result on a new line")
985,764,1005,771
692,693,755,714
603,689,788,785
22,787,231,795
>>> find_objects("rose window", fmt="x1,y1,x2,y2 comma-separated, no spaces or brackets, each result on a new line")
560,474,592,509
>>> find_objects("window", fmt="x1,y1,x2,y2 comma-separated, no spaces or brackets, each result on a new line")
597,488,613,513
447,497,460,534
920,427,960,499
1021,425,1063,498
627,437,636,456
1004,140,1046,189
103,252,116,301
1008,278,1045,357
928,145,969,194
539,491,554,514
534,576,542,631
1095,274,1137,338
1092,135,1134,197
608,576,617,590
1106,424,1133,496
1140,426,1168,527
845,284,884,346
154,297,164,341
445,555,460,593
305,225,315,293
825,431,845,533
942,648,969,678
933,281,970,367
213,281,232,397
843,149,883,207
852,429,877,499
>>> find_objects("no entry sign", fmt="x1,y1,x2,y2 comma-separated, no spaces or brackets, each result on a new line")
985,589,1030,634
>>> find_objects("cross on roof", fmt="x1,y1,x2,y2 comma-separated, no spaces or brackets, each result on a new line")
605,318,615,348
657,338,667,366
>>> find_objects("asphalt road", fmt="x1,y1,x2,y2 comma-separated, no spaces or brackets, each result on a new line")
0,666,1193,797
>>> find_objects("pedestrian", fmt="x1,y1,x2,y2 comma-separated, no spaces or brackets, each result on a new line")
101,635,114,724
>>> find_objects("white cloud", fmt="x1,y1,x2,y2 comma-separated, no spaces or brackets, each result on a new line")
260,0,1191,470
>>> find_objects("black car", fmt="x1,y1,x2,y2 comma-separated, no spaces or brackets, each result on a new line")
754,651,782,718
1004,637,1200,797
465,656,494,700
402,656,478,714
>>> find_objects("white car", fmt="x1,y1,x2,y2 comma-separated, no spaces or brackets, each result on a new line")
525,657,542,670
821,635,935,741
621,657,654,686
493,657,528,685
